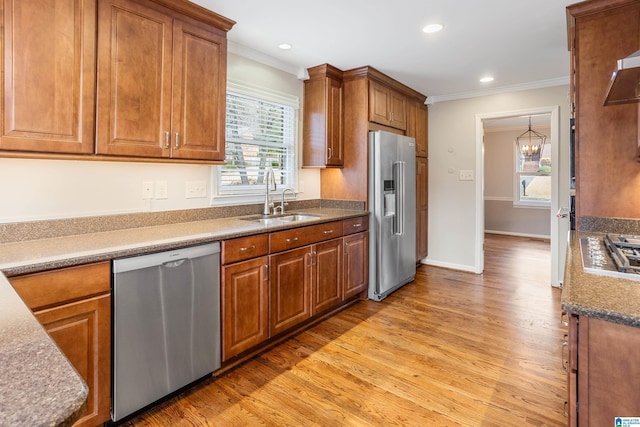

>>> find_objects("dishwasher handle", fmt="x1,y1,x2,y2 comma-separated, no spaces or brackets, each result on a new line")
113,242,220,273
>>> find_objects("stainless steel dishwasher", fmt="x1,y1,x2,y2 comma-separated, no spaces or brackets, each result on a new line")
112,242,221,422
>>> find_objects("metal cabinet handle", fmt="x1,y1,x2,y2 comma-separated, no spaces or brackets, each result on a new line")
165,131,170,149
562,334,569,372
285,237,299,243
328,147,332,159
175,132,179,148
239,245,256,252
352,223,362,228
263,264,269,280
563,401,568,418
323,230,334,235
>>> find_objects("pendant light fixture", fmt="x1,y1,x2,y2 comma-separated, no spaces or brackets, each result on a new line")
516,116,547,161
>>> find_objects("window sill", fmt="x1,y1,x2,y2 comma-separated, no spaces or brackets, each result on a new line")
211,192,297,207
513,202,551,210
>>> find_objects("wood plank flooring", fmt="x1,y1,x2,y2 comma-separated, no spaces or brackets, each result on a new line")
124,234,567,426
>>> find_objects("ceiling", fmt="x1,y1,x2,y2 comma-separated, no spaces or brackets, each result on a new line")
193,0,577,103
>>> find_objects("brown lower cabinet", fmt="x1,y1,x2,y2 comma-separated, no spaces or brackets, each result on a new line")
10,262,111,427
343,232,368,300
221,256,269,361
270,246,313,335
567,314,640,425
221,216,368,362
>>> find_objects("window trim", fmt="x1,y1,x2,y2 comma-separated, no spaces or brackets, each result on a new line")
513,141,551,209
211,80,299,206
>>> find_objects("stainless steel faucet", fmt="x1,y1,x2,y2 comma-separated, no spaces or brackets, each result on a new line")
263,167,276,216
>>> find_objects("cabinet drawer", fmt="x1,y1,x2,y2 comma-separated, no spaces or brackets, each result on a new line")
222,234,269,264
270,221,343,253
342,216,369,235
11,262,111,311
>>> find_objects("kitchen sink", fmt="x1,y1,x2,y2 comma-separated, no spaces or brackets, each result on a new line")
240,213,320,224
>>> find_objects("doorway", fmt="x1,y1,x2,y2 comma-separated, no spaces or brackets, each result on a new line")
475,106,562,287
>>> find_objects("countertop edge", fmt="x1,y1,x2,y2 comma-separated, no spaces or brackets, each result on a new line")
561,231,640,327
0,273,88,426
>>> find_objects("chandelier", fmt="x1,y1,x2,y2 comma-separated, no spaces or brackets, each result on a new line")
516,116,547,161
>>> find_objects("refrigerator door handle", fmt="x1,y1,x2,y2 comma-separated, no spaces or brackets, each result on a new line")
394,161,405,236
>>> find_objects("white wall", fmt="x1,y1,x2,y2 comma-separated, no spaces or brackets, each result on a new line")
427,85,571,271
0,53,320,224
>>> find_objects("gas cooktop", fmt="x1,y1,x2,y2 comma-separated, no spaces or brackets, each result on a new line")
579,235,640,281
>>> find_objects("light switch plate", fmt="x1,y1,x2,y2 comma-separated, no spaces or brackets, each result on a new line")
185,181,207,198
459,170,474,181
155,181,168,199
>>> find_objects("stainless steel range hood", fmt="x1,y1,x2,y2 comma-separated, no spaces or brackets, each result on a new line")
604,49,640,106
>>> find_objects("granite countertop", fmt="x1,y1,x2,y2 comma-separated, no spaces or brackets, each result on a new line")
0,273,87,426
0,207,367,276
562,230,640,327
0,206,367,426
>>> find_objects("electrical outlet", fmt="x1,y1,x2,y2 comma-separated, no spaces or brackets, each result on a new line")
155,181,168,199
142,181,154,199
459,170,474,181
185,181,207,199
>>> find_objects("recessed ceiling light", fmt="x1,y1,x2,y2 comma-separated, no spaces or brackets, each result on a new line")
278,43,292,50
422,24,443,34
480,76,494,83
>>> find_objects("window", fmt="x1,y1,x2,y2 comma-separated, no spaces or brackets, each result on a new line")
514,140,551,207
214,81,298,202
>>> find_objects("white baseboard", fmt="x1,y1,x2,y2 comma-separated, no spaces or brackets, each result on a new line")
420,258,478,274
485,230,550,240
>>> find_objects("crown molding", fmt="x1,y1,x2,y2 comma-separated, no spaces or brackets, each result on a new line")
425,76,570,105
227,41,307,79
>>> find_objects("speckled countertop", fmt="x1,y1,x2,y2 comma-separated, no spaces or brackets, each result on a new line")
0,204,367,426
0,273,87,427
562,230,640,327
0,207,367,276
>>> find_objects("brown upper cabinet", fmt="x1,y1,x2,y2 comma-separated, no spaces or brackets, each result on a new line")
0,0,234,162
303,64,344,167
369,81,407,130
96,0,233,161
0,0,97,154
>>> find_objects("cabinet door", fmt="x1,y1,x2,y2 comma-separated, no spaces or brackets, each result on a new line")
415,104,428,157
35,294,111,427
369,81,391,126
326,77,344,166
343,232,368,299
311,238,342,315
388,90,407,130
170,18,227,161
1,0,96,154
222,256,269,361
270,246,311,336
416,157,428,260
302,72,343,168
96,0,172,158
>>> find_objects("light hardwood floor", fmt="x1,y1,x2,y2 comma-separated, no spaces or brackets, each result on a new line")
125,234,567,426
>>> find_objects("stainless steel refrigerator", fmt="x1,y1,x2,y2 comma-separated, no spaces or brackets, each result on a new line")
368,130,417,301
